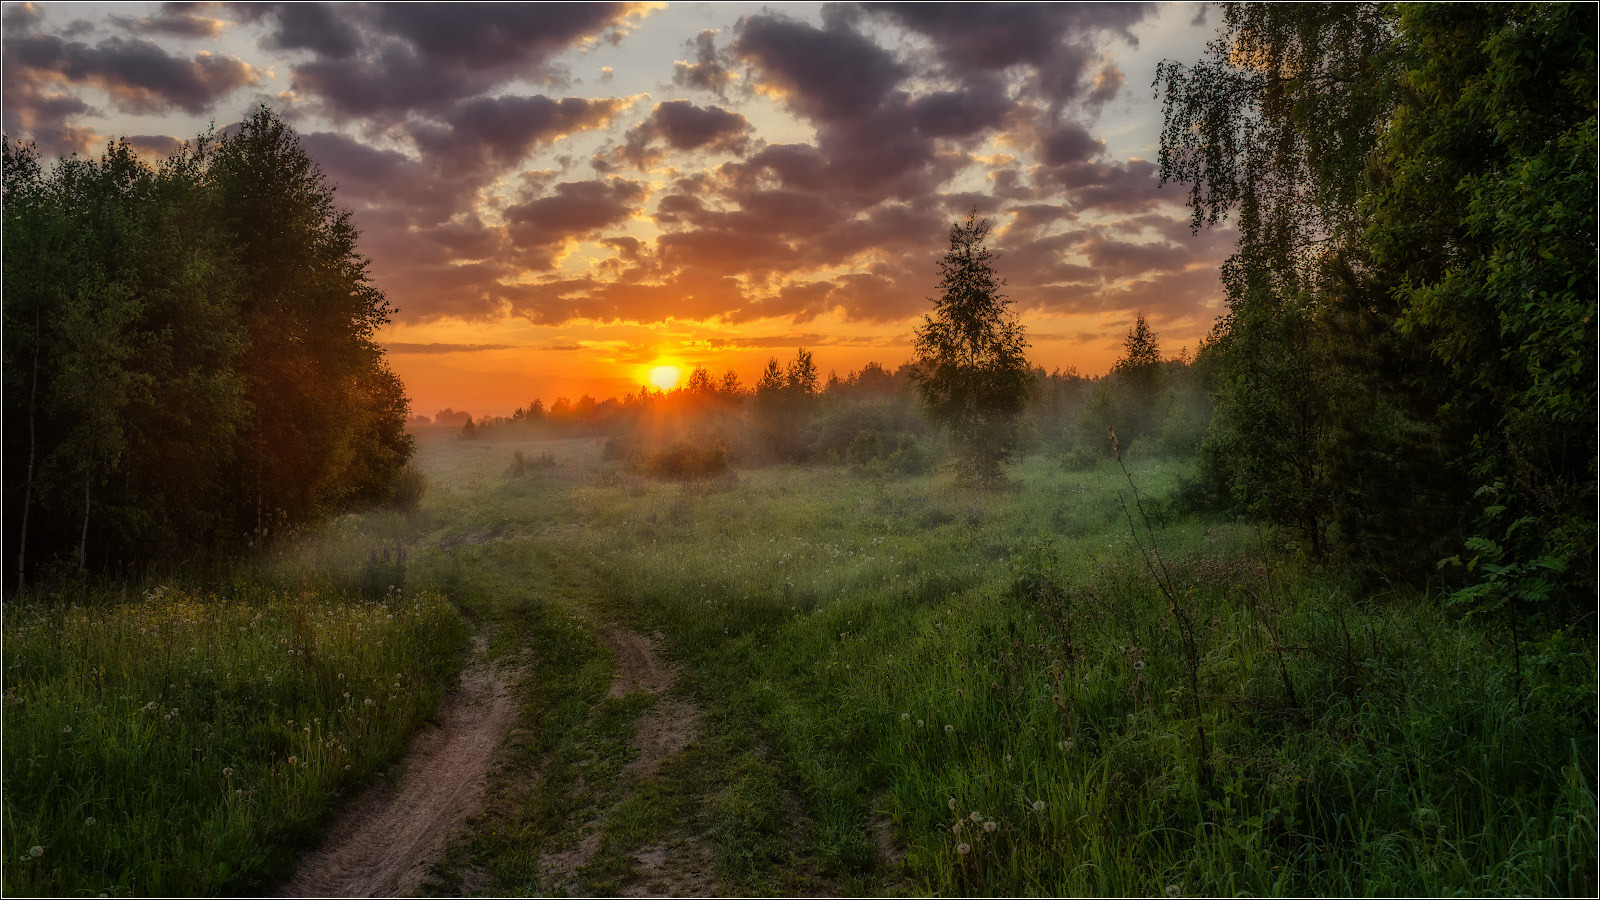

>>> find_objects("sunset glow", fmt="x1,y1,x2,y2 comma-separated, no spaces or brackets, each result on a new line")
647,365,682,392
4,2,1234,419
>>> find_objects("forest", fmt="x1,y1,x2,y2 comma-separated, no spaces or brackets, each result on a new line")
2,3,1594,897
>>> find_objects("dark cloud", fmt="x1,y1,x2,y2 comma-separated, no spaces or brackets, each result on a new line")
672,29,734,97
234,2,363,57
239,2,640,121
4,30,258,115
1038,122,1105,166
411,95,627,171
503,179,647,269
608,100,750,169
732,13,907,122
866,3,1150,76
114,3,226,39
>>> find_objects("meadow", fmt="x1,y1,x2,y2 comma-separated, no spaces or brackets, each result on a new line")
4,431,1594,896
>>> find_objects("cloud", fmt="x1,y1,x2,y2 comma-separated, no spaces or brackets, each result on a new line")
606,100,751,169
239,2,646,121
671,29,734,97
732,13,907,122
113,3,226,39
383,342,517,354
4,29,259,116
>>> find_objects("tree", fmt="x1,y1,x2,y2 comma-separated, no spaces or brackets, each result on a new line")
913,210,1029,481
1367,3,1596,619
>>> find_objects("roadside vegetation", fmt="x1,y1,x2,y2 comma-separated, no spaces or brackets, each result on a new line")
2,578,466,896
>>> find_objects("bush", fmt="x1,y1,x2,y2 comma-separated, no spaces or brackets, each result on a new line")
507,450,557,477
388,464,427,513
643,440,729,481
1058,442,1099,472
846,429,884,467
886,432,934,475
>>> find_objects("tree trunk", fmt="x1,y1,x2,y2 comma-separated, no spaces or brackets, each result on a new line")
18,308,41,588
78,474,91,572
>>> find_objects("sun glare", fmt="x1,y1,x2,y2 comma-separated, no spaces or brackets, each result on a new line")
647,364,681,391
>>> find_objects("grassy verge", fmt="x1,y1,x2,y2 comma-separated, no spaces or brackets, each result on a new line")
564,453,1596,895
2,577,467,896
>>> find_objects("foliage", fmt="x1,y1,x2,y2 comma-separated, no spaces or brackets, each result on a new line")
2,107,414,582
913,211,1030,482
643,440,730,481
1366,2,1597,619
1,579,466,896
1158,3,1595,602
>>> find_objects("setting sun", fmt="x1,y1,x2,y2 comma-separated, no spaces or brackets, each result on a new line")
647,364,681,391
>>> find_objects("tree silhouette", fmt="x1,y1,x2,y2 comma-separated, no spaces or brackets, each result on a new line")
913,210,1029,482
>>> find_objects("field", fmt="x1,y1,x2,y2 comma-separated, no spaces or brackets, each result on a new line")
4,432,1594,896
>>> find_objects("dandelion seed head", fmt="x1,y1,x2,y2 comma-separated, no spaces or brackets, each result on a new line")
1032,800,1045,812
983,821,997,833
956,842,970,855
29,846,43,858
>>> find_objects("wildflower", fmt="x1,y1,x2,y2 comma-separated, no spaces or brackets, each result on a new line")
901,713,910,721
948,797,958,811
288,756,298,765
944,724,954,733
983,821,997,833
952,821,962,834
29,846,43,858
969,811,981,823
223,767,234,777
1032,800,1045,812
917,719,925,727
956,842,970,856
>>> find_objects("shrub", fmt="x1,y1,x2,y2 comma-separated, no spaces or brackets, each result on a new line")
388,465,426,513
643,440,729,481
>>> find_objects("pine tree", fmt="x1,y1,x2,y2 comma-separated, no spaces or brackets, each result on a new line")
913,210,1029,481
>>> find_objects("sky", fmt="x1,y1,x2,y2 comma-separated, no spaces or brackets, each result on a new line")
3,1,1234,419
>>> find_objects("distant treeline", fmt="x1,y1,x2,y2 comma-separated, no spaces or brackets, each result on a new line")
474,316,1208,476
3,108,413,584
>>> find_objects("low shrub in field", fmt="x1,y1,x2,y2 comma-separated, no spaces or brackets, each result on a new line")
507,449,558,477
643,440,728,481
2,581,467,896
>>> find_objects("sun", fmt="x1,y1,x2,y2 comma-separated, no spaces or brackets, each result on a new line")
647,364,681,391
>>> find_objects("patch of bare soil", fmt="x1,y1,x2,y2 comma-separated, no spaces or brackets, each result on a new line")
604,628,675,697
539,630,712,895
281,636,518,898
620,839,718,897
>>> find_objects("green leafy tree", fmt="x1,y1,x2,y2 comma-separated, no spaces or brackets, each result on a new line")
208,106,413,530
913,210,1030,482
1367,3,1596,618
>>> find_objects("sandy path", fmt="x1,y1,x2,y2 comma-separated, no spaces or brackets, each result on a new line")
282,635,518,898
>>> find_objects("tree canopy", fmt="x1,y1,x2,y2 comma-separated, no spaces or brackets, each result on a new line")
913,211,1030,481
3,106,414,582
1159,3,1595,612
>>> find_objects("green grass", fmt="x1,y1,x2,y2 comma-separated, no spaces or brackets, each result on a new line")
549,451,1596,895
5,432,1592,896
1,578,467,896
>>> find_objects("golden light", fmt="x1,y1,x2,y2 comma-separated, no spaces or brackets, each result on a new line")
647,364,681,391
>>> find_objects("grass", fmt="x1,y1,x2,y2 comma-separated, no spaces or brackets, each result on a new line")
4,431,1593,896
1,577,467,896
549,449,1596,896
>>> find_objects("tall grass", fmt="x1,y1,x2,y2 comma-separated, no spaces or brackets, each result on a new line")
564,455,1596,895
2,578,467,896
